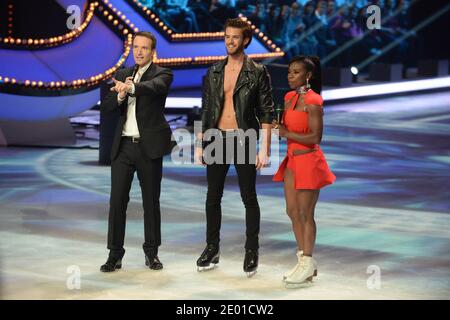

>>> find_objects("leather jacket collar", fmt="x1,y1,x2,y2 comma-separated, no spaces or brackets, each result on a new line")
211,55,254,74
211,55,255,96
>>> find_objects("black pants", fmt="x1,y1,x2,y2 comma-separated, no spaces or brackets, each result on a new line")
107,138,163,258
205,132,260,250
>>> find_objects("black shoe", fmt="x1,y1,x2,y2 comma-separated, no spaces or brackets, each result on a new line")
100,256,122,272
145,255,163,270
243,249,258,277
196,244,220,270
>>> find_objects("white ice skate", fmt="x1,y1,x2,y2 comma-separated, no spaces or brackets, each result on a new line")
284,255,316,288
282,250,318,282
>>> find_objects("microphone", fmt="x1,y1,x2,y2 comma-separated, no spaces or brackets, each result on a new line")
130,64,139,80
127,64,139,97
275,104,284,125
275,104,284,141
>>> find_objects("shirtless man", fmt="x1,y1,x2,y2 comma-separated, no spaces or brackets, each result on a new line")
194,18,275,277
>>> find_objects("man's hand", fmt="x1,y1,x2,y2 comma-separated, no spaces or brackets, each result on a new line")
194,146,205,166
118,90,127,100
110,78,132,96
255,149,270,170
124,76,134,87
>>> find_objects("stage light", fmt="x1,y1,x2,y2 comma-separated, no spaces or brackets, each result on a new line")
323,77,450,100
351,66,359,75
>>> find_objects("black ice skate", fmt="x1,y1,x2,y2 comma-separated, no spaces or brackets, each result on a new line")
243,249,258,278
196,244,220,272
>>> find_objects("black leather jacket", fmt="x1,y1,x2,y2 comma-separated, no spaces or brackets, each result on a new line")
201,55,274,134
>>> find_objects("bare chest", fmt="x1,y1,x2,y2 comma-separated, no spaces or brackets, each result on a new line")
223,66,241,95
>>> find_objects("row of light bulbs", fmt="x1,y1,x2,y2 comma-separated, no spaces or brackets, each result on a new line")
0,2,98,48
0,35,132,89
7,2,13,36
191,52,284,65
128,0,283,54
138,2,285,63
0,0,284,91
99,0,139,34
0,0,140,90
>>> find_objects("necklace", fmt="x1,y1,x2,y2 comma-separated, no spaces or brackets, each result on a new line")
228,63,242,72
296,85,308,95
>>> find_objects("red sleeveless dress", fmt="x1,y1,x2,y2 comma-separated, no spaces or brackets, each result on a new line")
273,90,336,189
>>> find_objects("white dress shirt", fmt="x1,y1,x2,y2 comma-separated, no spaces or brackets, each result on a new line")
118,61,152,137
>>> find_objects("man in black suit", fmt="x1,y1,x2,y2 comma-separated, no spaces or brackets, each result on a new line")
100,31,174,272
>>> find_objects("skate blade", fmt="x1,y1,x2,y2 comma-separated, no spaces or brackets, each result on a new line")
245,270,257,278
283,270,317,282
285,280,314,289
197,263,218,272
281,269,317,282
284,276,314,289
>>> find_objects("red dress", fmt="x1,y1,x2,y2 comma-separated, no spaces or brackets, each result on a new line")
273,90,336,189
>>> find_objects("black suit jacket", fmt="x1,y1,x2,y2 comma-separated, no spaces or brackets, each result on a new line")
101,63,176,160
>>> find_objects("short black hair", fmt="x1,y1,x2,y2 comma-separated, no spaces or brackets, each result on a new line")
224,18,253,49
133,31,156,49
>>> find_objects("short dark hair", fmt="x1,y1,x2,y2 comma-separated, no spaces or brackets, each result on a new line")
224,18,253,49
133,31,156,49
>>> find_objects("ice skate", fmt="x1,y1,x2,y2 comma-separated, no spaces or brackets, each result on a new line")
243,249,258,278
282,250,318,281
196,244,220,272
284,255,316,288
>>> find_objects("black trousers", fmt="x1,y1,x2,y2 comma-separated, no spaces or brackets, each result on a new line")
205,132,260,250
107,138,163,258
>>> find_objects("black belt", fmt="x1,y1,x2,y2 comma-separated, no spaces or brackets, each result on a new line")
122,136,141,143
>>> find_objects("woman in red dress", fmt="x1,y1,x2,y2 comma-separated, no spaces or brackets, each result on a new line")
272,55,335,288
